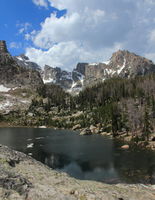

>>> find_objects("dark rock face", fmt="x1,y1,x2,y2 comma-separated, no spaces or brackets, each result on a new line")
43,65,73,89
0,40,8,53
0,41,43,88
75,63,88,76
14,54,41,71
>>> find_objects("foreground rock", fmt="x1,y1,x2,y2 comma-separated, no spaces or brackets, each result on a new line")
0,145,155,200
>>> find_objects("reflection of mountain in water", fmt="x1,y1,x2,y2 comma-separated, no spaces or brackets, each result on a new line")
44,153,70,169
42,151,119,183
1,128,155,184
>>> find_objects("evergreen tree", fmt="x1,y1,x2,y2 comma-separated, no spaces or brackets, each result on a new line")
142,107,152,141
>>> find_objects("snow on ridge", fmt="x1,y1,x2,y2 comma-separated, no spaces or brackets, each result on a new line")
89,63,98,66
102,60,110,65
71,82,77,89
89,59,110,66
0,85,11,92
43,77,55,84
117,58,126,74
17,56,24,61
105,68,113,75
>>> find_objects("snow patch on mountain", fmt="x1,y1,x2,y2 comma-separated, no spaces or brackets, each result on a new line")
43,77,56,84
0,85,11,92
103,60,110,65
61,72,72,80
117,58,126,74
89,63,98,66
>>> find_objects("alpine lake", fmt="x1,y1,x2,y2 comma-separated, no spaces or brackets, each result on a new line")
0,127,155,184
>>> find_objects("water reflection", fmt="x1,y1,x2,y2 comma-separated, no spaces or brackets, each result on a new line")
0,127,155,184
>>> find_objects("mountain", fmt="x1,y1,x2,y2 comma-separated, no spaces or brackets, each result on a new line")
42,65,73,89
1,39,155,94
14,54,41,71
41,50,155,93
0,40,43,88
42,64,87,94
84,50,155,87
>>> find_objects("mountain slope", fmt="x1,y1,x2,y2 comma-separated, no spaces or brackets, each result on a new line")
14,54,41,71
0,41,43,89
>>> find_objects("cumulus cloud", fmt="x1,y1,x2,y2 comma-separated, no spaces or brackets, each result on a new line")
26,41,123,70
27,0,155,69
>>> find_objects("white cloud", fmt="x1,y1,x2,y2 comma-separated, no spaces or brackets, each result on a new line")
27,0,155,70
16,22,31,34
26,41,123,70
32,0,48,8
10,42,21,49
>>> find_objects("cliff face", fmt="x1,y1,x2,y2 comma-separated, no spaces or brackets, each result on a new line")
0,41,43,88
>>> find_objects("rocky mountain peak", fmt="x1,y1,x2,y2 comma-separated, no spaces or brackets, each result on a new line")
14,54,41,71
108,50,155,77
0,40,43,88
0,40,8,54
110,49,154,67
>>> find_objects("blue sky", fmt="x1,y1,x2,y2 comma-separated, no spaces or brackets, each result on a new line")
0,0,65,55
1,0,155,71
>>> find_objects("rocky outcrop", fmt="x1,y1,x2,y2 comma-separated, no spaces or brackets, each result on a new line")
0,40,8,53
1,144,155,200
75,63,88,76
0,41,43,88
42,65,73,89
14,54,41,71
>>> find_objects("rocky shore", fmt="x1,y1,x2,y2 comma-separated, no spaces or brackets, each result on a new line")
0,144,155,200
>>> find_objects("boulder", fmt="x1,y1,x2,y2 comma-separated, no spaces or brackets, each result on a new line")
100,132,108,136
72,124,81,130
89,125,96,133
80,128,92,136
121,145,129,150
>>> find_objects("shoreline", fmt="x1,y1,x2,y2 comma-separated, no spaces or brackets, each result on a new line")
1,122,155,151
0,144,155,200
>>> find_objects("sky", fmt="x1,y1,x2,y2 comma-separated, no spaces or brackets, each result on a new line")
1,0,155,71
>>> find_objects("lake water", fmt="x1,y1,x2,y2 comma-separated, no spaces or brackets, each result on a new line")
0,127,155,184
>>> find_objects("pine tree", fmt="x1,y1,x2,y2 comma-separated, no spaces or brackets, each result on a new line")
142,107,152,141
